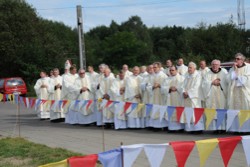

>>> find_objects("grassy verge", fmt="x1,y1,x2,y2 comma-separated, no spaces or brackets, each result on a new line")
0,137,81,167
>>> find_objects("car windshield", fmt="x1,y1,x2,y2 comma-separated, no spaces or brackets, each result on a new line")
6,78,24,87
0,79,4,87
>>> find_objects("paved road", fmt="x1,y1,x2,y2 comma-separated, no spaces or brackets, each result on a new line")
0,102,248,167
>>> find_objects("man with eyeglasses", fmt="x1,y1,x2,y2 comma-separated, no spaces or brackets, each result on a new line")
67,69,96,125
162,66,185,131
227,53,250,132
202,59,228,132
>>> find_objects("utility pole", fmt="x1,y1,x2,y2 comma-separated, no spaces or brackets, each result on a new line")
76,5,86,69
237,0,246,30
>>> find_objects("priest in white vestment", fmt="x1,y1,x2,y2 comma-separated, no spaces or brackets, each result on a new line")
96,68,116,126
198,60,210,108
139,66,148,78
163,59,173,76
202,60,228,131
61,66,79,100
162,66,185,130
227,53,250,132
34,71,50,119
141,65,154,104
147,62,168,128
140,65,154,127
152,62,167,105
176,58,188,76
124,66,144,128
48,68,64,121
122,64,133,77
68,69,96,125
110,70,127,129
181,62,203,132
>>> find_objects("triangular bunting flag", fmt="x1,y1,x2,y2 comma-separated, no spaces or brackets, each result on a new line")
29,98,36,109
38,159,68,167
238,110,250,127
184,107,194,128
242,136,250,167
0,93,3,101
218,136,242,167
23,97,27,108
61,100,68,108
86,100,93,110
68,154,98,167
105,100,113,108
135,103,144,113
98,149,122,167
196,138,219,167
74,100,80,110
170,141,195,167
122,144,143,167
123,102,132,115
216,109,227,129
131,103,138,111
226,110,240,131
167,106,175,121
144,144,168,167
145,104,153,116
204,109,216,129
81,100,89,109
194,108,204,125
176,107,184,123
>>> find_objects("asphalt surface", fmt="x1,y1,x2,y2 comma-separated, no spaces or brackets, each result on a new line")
0,102,248,167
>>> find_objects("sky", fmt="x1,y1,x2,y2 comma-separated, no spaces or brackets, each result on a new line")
26,0,250,32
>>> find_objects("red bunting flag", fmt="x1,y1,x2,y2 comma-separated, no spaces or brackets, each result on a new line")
218,136,242,167
105,100,113,108
194,108,204,125
50,100,55,108
23,97,27,108
122,102,132,115
176,107,184,123
62,100,68,108
86,100,93,110
170,141,195,167
68,154,98,167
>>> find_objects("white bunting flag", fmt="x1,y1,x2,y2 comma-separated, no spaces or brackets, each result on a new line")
184,107,194,128
144,144,168,167
242,136,250,167
226,110,240,131
122,144,144,167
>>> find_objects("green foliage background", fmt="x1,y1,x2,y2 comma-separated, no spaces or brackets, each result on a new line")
0,0,250,94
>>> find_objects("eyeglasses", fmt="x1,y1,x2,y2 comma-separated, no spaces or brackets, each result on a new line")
235,58,242,60
170,70,175,71
79,72,85,74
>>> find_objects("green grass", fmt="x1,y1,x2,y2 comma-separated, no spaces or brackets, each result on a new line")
0,137,81,167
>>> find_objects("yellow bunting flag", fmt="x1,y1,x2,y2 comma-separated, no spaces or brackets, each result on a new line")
10,94,14,103
238,110,250,127
0,93,3,101
196,138,219,167
204,109,216,129
38,159,68,167
136,103,145,113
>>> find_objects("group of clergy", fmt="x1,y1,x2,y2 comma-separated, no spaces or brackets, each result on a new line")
34,53,250,132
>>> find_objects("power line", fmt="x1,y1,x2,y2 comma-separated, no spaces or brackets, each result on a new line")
36,0,187,11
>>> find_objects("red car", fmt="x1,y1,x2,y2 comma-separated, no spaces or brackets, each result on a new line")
0,77,27,96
